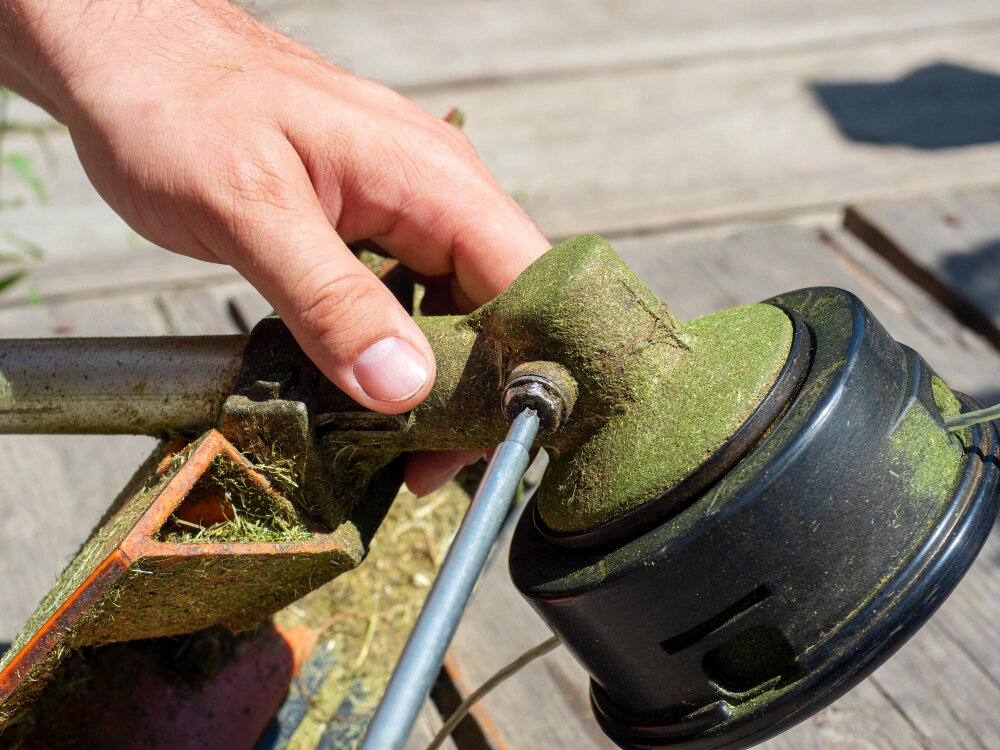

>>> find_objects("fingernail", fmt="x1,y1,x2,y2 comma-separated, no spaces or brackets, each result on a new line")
354,337,429,402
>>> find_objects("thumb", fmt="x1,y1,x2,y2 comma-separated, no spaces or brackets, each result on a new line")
225,184,435,415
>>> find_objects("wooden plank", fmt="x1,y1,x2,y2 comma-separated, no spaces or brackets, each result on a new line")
258,0,1000,91
2,1,996,106
896,503,1000,730
845,188,1000,352
403,26,1000,239
869,619,1000,750
762,678,934,750
0,252,242,311
444,222,1000,749
0,119,240,292
225,285,275,333
154,281,263,335
0,145,238,297
0,111,239,302
0,1,996,111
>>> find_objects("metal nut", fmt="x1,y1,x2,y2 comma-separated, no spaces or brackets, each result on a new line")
501,362,576,433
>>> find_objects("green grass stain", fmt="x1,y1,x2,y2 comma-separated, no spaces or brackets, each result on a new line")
888,400,964,499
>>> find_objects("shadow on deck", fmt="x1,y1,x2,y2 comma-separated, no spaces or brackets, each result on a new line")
812,62,1000,149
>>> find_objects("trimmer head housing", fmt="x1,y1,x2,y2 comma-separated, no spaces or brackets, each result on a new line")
510,287,1000,749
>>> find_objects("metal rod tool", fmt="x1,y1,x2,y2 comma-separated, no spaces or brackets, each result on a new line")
360,408,540,750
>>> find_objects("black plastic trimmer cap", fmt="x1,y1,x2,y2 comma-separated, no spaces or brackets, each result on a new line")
509,287,1000,749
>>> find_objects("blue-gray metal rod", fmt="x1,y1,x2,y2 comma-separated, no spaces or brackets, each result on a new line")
360,408,540,750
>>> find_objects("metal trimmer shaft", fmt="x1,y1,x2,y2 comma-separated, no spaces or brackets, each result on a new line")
0,336,247,435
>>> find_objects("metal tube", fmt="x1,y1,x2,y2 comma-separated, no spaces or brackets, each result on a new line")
360,409,540,750
0,336,247,435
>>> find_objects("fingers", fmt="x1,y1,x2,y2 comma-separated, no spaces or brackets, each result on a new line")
290,103,551,309
405,450,484,497
215,143,436,414
377,182,550,307
405,446,539,497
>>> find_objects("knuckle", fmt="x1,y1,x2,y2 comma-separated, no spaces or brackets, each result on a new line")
218,152,296,211
196,143,303,255
390,126,471,182
295,269,385,345
421,116,478,157
359,78,412,108
440,122,478,155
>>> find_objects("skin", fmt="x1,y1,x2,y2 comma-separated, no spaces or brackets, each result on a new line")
0,0,549,494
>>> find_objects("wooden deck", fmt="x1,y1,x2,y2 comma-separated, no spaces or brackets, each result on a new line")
4,1,1000,747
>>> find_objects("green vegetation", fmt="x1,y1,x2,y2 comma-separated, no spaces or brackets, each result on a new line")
0,88,51,301
278,479,472,750
159,450,314,544
160,506,314,544
888,402,964,499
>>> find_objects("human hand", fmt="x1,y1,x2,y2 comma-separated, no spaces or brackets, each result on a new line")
0,0,548,495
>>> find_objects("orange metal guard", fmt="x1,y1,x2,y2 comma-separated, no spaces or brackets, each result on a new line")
0,430,364,724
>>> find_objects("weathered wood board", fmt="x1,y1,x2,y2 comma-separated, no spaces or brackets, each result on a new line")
259,0,1000,90
405,702,455,750
406,26,1000,239
846,188,1000,353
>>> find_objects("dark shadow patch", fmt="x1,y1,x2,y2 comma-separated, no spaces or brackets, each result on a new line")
940,240,1000,319
429,666,494,750
812,62,1000,149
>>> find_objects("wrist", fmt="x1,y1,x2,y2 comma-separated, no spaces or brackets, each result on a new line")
0,0,65,116
0,0,246,123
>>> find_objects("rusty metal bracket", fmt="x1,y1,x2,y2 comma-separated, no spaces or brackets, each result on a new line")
0,430,371,724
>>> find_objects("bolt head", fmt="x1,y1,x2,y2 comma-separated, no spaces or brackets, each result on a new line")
502,378,566,433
